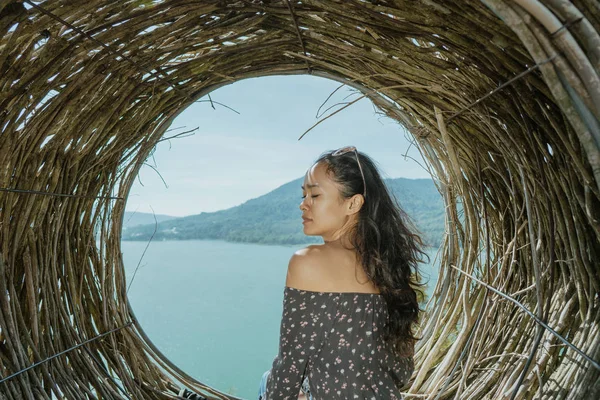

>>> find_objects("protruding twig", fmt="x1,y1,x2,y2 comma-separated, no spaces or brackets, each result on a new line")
298,94,366,141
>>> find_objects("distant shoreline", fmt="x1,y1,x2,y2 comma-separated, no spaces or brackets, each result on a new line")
121,177,447,248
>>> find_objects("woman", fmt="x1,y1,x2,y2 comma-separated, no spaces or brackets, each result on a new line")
262,146,428,400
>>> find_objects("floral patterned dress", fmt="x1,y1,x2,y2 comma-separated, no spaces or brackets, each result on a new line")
265,286,414,400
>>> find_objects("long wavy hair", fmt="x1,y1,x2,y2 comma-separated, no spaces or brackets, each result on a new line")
315,148,429,354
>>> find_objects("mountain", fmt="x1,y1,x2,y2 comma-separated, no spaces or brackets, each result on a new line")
122,212,178,230
121,177,447,247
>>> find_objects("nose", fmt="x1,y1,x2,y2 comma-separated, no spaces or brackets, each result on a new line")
299,197,308,211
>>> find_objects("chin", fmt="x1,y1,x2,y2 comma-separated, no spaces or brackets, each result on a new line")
302,226,319,236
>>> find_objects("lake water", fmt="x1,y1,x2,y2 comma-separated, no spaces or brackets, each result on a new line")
121,240,440,399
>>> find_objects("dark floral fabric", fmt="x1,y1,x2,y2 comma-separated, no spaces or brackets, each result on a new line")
265,286,414,400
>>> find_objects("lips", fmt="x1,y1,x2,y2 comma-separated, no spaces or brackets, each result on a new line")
302,217,312,223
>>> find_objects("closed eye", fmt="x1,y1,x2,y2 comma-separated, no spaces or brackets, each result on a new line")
301,195,320,199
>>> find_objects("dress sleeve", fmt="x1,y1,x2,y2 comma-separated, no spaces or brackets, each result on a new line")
265,288,323,400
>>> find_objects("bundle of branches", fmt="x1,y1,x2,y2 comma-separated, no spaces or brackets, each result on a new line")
0,0,598,399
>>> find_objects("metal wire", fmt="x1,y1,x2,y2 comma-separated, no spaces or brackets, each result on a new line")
22,0,193,101
446,55,557,122
0,187,124,201
450,265,600,371
0,321,134,385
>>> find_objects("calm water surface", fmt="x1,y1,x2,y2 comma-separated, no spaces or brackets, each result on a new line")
122,240,440,399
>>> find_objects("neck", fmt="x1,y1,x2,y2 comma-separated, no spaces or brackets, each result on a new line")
323,233,354,250
322,215,359,247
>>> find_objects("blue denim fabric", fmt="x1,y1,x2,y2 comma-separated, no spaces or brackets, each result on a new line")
258,369,313,400
257,370,270,399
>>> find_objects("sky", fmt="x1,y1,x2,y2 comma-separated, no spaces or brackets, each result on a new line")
125,75,432,217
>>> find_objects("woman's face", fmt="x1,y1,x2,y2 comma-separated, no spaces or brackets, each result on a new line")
299,162,361,241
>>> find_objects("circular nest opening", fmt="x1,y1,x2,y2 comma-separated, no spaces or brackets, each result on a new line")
0,1,599,399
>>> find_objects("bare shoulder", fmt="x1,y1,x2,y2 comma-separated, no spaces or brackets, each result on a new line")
285,245,326,290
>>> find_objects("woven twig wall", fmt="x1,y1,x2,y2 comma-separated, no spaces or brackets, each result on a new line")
0,0,598,399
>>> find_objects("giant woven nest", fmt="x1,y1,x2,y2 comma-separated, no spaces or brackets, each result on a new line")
1,0,599,399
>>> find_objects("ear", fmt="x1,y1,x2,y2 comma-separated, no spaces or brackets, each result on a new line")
346,194,364,215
